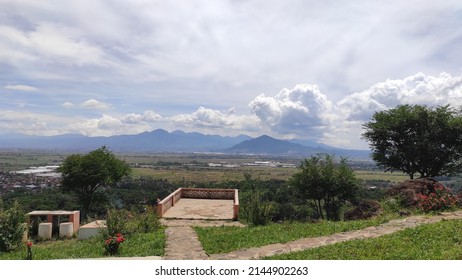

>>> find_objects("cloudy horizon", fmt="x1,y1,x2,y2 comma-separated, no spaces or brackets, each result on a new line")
1,0,462,149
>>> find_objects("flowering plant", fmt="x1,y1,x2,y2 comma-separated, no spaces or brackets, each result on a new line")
25,241,33,260
417,185,457,212
104,233,125,255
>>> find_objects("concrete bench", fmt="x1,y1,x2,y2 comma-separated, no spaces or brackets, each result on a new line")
59,222,74,238
38,223,52,240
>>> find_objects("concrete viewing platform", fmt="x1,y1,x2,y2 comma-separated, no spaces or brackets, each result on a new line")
157,188,239,220
161,198,235,220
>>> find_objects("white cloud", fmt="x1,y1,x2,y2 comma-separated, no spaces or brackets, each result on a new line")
249,84,332,138
337,72,462,121
172,106,260,132
122,110,162,124
0,110,71,136
4,85,38,91
62,102,74,108
65,114,152,137
81,99,111,110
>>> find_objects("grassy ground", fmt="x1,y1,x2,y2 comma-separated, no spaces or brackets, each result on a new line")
0,228,165,260
132,166,296,183
264,219,462,260
353,170,409,183
195,215,396,254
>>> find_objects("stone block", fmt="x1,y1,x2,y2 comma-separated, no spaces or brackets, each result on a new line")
78,220,106,240
59,222,74,238
38,223,52,240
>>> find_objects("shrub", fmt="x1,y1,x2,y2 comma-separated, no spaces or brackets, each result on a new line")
0,201,27,252
101,208,129,237
344,200,382,220
416,185,457,212
104,233,125,256
133,207,161,233
241,192,273,226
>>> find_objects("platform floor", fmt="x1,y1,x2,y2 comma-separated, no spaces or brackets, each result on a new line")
162,198,234,220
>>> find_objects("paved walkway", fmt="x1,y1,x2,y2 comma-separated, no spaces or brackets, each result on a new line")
160,210,462,260
162,219,244,260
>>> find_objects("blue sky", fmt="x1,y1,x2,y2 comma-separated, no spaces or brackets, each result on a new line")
1,0,462,149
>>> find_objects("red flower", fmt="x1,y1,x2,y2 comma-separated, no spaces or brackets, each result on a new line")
116,234,125,243
26,241,33,248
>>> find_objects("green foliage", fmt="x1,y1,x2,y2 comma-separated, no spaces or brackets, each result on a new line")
0,201,27,252
130,207,161,233
363,104,462,179
101,208,129,238
416,185,457,212
290,154,358,221
240,191,273,226
1,188,79,213
265,219,462,260
195,215,393,254
58,146,131,219
0,228,165,260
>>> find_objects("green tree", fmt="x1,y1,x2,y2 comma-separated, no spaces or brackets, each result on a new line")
58,146,131,220
290,154,358,221
362,104,462,179
0,201,26,252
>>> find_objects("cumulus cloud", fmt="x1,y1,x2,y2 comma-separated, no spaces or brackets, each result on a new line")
62,102,74,108
337,72,462,121
65,114,153,137
4,85,38,91
249,84,332,138
122,110,162,124
81,99,111,110
0,110,69,136
171,106,260,132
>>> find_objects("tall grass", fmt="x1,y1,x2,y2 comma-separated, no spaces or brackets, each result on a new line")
195,215,396,254
265,219,462,260
0,227,165,260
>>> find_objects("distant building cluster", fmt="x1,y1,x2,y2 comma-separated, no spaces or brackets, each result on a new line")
0,166,62,193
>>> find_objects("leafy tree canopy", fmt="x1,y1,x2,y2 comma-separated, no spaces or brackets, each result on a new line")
58,146,131,220
362,104,462,179
290,154,358,221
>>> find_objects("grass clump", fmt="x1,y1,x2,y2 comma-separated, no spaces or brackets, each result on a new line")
195,215,395,254
0,227,165,260
265,219,462,260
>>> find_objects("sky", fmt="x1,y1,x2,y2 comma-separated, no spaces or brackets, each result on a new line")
1,0,462,149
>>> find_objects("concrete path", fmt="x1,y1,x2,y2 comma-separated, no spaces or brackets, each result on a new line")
162,219,244,260
164,226,209,260
160,210,462,260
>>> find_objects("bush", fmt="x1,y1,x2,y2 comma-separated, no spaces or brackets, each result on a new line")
417,185,457,212
344,200,382,221
101,208,129,237
241,192,273,226
0,201,27,252
132,206,161,233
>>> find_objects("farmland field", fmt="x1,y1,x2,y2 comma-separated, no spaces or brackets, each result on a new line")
1,149,411,184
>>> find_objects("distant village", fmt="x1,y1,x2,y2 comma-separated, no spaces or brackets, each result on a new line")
0,166,62,194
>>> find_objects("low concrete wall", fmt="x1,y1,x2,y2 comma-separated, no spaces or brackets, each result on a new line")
78,220,106,240
156,188,182,217
157,188,239,220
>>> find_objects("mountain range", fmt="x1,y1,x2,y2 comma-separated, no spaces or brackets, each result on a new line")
0,129,371,159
